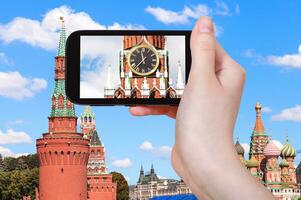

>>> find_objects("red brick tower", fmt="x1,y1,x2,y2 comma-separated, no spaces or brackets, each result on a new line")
104,35,184,98
36,17,90,200
80,106,116,200
249,102,268,171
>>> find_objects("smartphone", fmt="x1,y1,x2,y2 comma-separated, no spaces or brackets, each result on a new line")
66,30,191,105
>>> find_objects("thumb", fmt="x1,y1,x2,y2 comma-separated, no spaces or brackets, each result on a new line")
188,17,216,85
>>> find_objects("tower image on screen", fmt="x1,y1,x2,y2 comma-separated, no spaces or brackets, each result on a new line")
103,35,185,99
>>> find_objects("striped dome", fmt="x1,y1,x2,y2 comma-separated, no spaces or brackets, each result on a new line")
281,138,296,158
263,141,281,157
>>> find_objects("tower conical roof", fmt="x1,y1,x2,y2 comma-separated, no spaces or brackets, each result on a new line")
140,164,144,172
253,102,265,135
89,129,102,146
235,140,245,155
57,16,66,57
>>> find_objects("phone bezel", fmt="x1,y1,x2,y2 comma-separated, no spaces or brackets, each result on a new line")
66,30,191,105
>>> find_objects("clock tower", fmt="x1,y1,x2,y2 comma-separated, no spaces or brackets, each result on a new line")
104,35,184,99
81,106,116,200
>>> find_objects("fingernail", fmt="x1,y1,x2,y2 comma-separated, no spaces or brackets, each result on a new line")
199,17,213,33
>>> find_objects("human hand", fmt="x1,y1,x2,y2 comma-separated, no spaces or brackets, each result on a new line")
130,17,274,200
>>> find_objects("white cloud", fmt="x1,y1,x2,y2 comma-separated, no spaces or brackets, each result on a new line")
111,158,132,168
124,175,130,182
0,53,14,66
272,105,301,122
0,146,29,157
145,6,189,25
241,143,250,156
139,141,172,159
152,146,172,159
145,5,211,25
272,140,283,149
157,175,167,179
0,71,47,100
215,1,230,16
0,129,32,144
262,106,272,113
140,140,153,151
182,5,212,19
266,44,301,69
0,5,145,51
107,22,145,30
145,2,233,26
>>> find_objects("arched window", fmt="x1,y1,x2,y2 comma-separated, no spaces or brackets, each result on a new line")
114,88,125,98
166,88,176,98
67,100,72,108
58,95,64,108
131,88,141,98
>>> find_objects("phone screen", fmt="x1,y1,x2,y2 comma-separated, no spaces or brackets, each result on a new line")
79,35,186,99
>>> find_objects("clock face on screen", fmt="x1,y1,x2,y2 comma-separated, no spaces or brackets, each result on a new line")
128,45,159,76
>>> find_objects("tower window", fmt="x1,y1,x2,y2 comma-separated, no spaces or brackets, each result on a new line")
58,95,64,108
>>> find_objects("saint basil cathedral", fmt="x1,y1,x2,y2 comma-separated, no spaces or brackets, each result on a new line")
34,18,116,200
235,102,301,200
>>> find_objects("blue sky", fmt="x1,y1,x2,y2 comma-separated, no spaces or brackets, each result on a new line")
0,1,301,185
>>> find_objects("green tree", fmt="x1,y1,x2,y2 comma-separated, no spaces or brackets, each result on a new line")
2,157,17,171
111,171,129,200
0,153,3,171
2,154,39,172
0,168,39,200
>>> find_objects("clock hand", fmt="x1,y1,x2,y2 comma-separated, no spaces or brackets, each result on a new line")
136,57,147,69
141,52,146,64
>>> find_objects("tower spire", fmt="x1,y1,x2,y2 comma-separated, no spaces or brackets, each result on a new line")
253,102,264,134
176,60,184,90
58,16,66,57
49,18,76,133
140,165,144,173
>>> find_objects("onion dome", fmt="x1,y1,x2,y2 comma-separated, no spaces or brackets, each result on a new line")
235,140,245,155
263,140,281,157
246,158,258,168
280,136,296,158
279,159,289,168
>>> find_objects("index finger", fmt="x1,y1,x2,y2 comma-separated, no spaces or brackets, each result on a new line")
129,106,178,118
